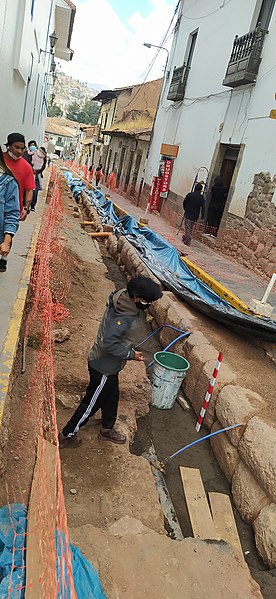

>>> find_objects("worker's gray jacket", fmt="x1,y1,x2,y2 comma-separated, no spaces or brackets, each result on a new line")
88,288,141,375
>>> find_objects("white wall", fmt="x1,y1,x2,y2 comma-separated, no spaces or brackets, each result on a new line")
0,0,67,147
146,0,276,217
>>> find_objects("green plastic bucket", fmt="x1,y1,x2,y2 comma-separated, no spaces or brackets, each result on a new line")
151,351,190,410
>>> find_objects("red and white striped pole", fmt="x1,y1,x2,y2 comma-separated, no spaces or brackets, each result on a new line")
195,351,223,432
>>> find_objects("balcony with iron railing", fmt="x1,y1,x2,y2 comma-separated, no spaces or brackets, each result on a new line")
167,64,191,102
223,25,267,88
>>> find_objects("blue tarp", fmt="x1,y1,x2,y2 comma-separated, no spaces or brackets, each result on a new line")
0,504,106,598
64,171,276,341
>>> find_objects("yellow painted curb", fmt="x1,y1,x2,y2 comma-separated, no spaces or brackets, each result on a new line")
0,180,50,426
181,256,251,314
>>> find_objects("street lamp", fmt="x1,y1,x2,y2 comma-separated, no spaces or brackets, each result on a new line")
143,42,169,59
49,30,58,51
40,31,58,57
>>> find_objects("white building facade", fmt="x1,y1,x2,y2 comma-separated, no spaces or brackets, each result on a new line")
145,0,276,234
0,0,75,147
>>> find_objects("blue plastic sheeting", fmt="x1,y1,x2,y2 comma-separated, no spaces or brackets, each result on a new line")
0,504,106,598
63,172,276,340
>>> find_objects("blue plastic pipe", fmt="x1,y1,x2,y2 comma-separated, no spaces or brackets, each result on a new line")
135,324,190,369
163,423,242,464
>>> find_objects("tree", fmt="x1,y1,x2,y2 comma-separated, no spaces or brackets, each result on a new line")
47,104,63,117
66,100,82,122
66,99,100,125
79,100,100,125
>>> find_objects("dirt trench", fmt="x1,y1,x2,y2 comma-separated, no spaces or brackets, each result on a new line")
1,180,275,598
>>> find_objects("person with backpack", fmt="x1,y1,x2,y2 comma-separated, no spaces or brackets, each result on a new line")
0,146,20,272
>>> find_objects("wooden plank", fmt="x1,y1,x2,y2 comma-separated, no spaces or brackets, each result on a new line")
209,492,244,562
26,436,57,598
180,467,217,539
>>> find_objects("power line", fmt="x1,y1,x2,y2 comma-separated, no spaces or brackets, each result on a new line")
119,0,181,110
182,0,232,20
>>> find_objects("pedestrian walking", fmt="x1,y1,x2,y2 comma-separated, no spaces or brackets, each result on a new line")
3,133,35,220
59,276,162,448
95,163,103,187
207,175,228,235
23,141,47,211
108,170,116,192
182,183,205,246
0,146,20,273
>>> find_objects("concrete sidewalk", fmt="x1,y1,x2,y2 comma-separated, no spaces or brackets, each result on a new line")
99,184,276,312
0,175,49,422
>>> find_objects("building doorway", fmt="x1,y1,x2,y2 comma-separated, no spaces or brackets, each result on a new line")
124,151,134,192
130,153,142,197
207,144,242,234
117,146,126,186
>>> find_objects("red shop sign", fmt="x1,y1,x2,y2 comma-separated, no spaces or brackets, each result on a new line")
160,158,173,198
149,176,162,211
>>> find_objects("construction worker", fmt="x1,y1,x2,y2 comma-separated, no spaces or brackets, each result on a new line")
59,276,162,448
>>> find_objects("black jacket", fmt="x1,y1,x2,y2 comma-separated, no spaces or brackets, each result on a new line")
183,191,205,222
88,289,141,375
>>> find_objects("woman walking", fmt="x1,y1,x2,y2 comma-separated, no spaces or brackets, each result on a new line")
0,146,20,272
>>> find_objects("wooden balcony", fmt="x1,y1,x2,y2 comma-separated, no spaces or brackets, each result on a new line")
223,26,267,88
167,64,190,102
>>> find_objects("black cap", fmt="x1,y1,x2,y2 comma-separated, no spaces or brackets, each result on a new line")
5,133,26,147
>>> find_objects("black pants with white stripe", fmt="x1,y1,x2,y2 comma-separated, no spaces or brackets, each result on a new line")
62,366,119,438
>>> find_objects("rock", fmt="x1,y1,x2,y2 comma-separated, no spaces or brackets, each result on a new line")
232,461,271,522
210,421,239,482
238,416,276,502
56,392,81,409
70,488,77,495
253,503,276,568
109,515,146,538
215,386,266,446
149,292,171,326
53,327,70,343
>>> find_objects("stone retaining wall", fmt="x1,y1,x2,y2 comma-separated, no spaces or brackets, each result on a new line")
81,193,276,568
218,172,276,279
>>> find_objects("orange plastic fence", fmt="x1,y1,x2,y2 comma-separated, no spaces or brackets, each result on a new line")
6,168,76,598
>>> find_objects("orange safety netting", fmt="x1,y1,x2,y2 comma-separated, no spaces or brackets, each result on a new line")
6,168,76,598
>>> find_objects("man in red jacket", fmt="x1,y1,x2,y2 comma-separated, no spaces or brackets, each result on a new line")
3,133,35,221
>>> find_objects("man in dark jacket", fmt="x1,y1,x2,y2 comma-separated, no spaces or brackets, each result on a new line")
59,276,162,448
182,183,205,246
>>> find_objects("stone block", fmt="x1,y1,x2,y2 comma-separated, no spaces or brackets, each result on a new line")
249,298,273,318
117,237,124,252
238,417,276,502
210,421,239,482
232,461,271,523
184,343,219,408
253,503,276,568
192,362,236,429
149,292,174,326
216,386,266,446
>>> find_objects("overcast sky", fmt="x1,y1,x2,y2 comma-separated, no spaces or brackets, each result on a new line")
59,0,176,89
